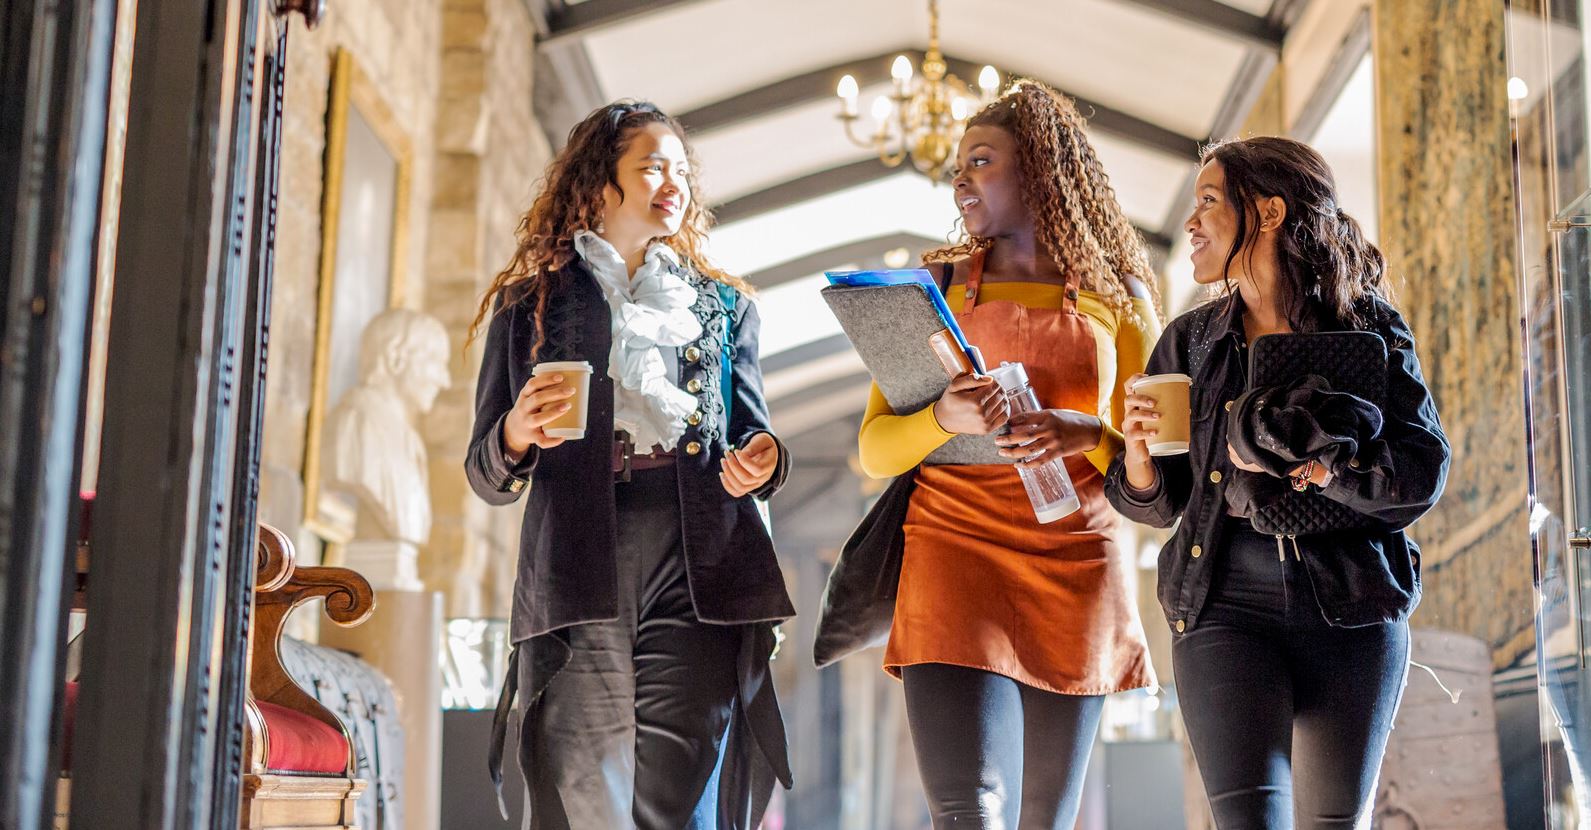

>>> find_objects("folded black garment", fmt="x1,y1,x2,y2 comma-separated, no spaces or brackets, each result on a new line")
1228,374,1384,477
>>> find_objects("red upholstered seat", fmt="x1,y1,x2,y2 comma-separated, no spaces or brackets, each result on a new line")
60,685,347,776
255,701,349,775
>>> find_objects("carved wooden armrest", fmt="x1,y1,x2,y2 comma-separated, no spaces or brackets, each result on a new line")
245,523,375,775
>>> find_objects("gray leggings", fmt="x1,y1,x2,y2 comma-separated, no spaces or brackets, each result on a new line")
901,663,1104,830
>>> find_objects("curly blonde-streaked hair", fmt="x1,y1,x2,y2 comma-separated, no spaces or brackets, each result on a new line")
467,101,747,356
923,80,1162,322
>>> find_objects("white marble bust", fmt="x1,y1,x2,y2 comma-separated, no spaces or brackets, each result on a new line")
324,308,451,553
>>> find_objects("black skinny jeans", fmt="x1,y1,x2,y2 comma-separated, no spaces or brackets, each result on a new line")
901,663,1103,830
1173,523,1409,829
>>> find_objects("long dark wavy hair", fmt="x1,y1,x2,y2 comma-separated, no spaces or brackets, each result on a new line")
923,80,1163,322
466,101,745,355
1202,136,1389,330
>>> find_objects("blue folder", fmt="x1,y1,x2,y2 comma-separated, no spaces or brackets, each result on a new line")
824,269,982,372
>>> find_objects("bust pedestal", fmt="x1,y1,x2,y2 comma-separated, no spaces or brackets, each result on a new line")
321,589,443,830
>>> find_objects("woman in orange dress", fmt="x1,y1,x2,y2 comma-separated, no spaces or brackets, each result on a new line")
856,82,1160,829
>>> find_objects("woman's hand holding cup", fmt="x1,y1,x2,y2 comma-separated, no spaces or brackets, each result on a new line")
1120,372,1163,492
933,372,1009,435
503,372,576,460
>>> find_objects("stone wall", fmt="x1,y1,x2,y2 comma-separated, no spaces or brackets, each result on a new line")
1374,0,1533,668
259,0,549,618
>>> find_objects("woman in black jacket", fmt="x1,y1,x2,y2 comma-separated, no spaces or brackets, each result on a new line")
1105,137,1451,829
464,101,794,830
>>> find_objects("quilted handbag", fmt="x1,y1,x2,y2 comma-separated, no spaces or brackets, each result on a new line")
1241,330,1388,537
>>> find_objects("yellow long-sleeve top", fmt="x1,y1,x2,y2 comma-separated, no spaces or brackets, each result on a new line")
858,283,1161,479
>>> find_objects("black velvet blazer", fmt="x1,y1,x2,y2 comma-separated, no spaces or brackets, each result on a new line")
465,258,796,643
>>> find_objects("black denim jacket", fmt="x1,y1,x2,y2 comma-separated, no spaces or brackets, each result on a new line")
1104,293,1451,633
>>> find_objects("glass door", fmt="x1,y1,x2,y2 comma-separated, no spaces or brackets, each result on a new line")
1506,1,1591,825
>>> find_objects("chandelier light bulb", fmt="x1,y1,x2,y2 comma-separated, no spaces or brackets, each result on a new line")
951,97,969,121
979,65,1000,94
837,74,859,116
838,74,859,99
892,55,914,85
871,95,893,123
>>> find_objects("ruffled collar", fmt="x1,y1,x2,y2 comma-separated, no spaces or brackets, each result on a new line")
573,231,702,452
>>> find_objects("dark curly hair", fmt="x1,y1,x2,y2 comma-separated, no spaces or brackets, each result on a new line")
467,101,745,356
1201,136,1388,330
923,80,1162,322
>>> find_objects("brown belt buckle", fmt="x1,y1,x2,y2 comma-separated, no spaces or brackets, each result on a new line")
613,430,634,483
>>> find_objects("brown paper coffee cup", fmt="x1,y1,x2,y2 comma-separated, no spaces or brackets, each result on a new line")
531,361,593,440
1129,373,1192,456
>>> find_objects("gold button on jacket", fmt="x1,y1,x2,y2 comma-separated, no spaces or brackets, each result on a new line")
686,378,703,394
685,441,702,456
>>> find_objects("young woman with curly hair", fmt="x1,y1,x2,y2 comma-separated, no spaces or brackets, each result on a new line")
854,81,1162,828
465,101,793,829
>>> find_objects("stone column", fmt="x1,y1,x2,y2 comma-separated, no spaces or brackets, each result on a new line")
421,0,549,619
1373,0,1531,667
1376,631,1507,826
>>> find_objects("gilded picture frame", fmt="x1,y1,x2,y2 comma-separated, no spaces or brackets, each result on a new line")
301,48,412,544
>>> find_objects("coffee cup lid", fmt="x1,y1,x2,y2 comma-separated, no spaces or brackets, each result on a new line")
1130,373,1192,391
533,360,593,374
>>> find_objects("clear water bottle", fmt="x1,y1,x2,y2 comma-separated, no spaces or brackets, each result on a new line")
988,362,1080,524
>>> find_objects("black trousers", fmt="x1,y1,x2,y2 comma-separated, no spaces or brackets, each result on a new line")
517,467,741,830
901,663,1104,830
1173,524,1409,830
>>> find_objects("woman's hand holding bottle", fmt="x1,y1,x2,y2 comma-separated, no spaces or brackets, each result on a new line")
996,409,1102,468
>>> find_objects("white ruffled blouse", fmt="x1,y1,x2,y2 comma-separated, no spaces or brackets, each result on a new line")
573,231,702,453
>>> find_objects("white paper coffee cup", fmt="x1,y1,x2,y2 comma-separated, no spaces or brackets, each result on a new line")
531,361,593,440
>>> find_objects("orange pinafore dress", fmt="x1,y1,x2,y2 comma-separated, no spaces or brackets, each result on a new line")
882,251,1155,695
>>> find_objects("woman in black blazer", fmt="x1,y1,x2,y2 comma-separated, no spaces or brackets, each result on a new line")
465,100,794,830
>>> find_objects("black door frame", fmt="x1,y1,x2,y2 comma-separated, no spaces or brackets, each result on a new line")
0,0,116,828
34,1,305,827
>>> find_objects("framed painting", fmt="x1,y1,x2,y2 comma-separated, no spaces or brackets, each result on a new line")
301,47,411,543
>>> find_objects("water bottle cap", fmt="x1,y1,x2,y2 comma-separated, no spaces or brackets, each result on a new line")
986,361,1029,393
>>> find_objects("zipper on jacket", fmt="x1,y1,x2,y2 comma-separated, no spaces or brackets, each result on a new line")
1274,534,1302,561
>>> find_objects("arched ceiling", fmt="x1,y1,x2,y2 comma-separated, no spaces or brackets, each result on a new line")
527,0,1305,438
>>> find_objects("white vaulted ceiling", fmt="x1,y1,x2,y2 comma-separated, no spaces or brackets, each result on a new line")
535,0,1300,435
